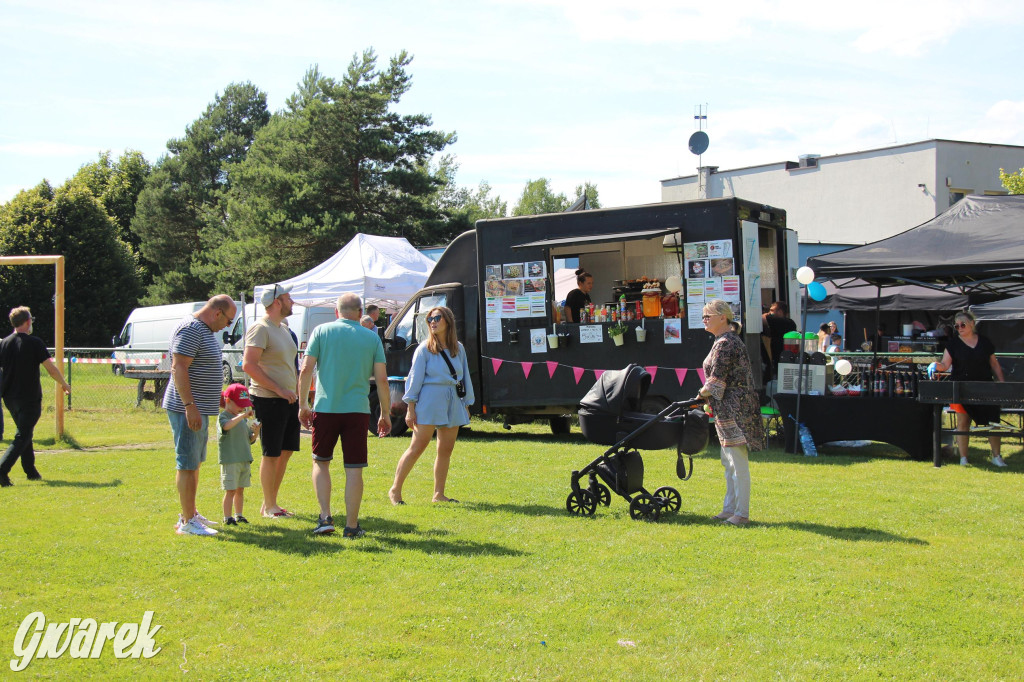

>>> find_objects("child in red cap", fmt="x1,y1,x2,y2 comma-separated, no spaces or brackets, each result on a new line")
218,383,260,525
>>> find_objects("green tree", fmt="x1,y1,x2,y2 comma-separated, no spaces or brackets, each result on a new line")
512,178,569,216
572,182,601,209
70,150,152,280
210,52,455,293
0,181,140,346
132,82,270,303
1000,167,1024,194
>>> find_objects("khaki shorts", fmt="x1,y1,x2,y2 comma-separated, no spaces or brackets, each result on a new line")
221,461,252,490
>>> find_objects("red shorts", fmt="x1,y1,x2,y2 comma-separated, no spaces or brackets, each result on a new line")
310,412,370,468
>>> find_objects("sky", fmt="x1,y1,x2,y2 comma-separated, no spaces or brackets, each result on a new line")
2,0,1023,210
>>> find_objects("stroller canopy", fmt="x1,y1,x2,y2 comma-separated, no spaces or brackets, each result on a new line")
579,364,651,418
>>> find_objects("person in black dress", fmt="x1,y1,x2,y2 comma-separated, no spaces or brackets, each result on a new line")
931,311,1006,467
562,269,594,323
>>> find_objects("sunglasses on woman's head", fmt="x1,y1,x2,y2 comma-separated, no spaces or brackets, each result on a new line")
426,315,442,323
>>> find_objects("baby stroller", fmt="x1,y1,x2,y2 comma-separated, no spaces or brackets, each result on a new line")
567,364,709,521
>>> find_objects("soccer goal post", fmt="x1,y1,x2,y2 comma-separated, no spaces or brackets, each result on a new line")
0,255,66,438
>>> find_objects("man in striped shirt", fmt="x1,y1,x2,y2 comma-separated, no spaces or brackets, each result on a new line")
163,295,237,536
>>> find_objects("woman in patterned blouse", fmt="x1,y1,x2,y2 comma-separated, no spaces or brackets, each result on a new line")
698,299,765,526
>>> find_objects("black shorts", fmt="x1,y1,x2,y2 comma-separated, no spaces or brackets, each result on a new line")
251,396,301,458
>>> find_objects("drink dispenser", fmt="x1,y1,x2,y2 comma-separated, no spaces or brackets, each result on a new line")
782,331,801,356
642,287,662,318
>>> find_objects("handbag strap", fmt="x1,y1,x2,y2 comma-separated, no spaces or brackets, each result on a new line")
439,348,458,381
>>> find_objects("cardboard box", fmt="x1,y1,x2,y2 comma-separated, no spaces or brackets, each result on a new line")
777,363,831,395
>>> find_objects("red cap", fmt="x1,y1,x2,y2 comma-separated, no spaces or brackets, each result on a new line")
222,383,252,408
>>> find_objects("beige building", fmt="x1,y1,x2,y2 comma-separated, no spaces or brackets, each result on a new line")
661,139,1024,245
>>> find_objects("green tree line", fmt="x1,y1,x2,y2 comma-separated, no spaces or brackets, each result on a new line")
0,50,599,345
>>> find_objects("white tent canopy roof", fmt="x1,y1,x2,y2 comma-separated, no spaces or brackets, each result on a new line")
254,233,435,310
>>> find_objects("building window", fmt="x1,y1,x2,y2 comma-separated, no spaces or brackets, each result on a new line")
949,189,970,207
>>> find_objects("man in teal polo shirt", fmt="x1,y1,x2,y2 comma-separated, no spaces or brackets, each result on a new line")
298,293,391,538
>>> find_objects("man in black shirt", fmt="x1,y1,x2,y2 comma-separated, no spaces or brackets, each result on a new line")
760,301,797,382
0,306,71,486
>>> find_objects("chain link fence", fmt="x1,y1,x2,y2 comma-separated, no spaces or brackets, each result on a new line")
48,347,175,413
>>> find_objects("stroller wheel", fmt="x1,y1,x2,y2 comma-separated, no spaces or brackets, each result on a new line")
591,483,611,507
653,486,682,514
566,490,597,516
629,493,661,522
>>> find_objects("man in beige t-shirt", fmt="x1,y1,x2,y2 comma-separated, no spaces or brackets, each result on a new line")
243,284,299,518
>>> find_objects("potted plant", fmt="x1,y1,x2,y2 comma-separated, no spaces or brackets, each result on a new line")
608,322,628,346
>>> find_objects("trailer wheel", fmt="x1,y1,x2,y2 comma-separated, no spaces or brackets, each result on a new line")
222,362,232,385
653,486,682,514
112,363,125,376
566,489,597,516
629,493,661,522
549,416,572,435
590,482,611,507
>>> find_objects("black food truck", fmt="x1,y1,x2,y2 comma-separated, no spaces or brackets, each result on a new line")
374,198,796,436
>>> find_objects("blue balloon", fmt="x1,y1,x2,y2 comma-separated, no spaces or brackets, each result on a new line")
807,281,827,302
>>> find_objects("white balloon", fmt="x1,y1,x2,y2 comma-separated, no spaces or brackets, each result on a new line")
665,275,683,293
835,359,853,376
796,266,815,285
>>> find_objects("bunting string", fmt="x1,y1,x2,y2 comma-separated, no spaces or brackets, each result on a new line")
482,355,707,387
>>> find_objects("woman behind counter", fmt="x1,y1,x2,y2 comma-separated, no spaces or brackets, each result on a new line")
563,269,594,323
930,310,1007,467
699,299,765,526
389,306,474,504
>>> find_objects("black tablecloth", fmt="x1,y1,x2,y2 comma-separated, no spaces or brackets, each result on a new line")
773,394,934,460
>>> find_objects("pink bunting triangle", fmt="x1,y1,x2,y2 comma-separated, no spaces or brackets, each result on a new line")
645,365,658,382
674,368,688,386
697,368,706,384
546,361,558,378
594,369,605,381
572,366,585,384
491,358,503,375
522,362,533,379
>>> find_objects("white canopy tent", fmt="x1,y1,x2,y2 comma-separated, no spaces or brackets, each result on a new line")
254,233,435,311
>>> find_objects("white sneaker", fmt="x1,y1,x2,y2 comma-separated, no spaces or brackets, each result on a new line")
194,511,218,526
960,456,970,467
992,455,1008,467
176,516,218,536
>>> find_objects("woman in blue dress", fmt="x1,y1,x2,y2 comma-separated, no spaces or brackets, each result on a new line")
389,306,474,504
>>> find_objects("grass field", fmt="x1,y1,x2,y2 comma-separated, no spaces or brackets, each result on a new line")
1,397,1022,680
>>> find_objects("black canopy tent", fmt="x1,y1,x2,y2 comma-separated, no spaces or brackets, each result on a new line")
805,278,968,313
808,195,1024,297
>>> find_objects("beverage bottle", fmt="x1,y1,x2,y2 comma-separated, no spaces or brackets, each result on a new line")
799,423,818,456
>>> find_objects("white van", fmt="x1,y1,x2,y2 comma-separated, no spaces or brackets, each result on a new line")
221,302,339,383
112,302,208,374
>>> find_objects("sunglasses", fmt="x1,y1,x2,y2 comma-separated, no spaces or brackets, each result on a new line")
426,315,443,323
954,322,970,329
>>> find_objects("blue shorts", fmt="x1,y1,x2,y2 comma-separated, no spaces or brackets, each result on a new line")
168,410,209,471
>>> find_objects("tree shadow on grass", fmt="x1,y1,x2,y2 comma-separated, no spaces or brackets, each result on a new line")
463,501,569,518
43,478,122,488
456,427,589,446
222,515,527,558
654,512,927,544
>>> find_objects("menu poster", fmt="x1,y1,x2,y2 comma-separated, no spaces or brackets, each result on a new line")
524,278,546,293
485,265,502,281
528,293,547,316
486,317,502,342
502,263,524,279
485,297,499,318
526,261,546,278
501,297,517,317
708,240,733,258
516,296,531,318
530,327,547,354
710,257,734,277
504,279,524,296
704,278,724,301
683,242,708,260
579,325,603,344
687,307,704,329
686,259,709,279
485,279,505,297
721,275,741,303
664,318,682,344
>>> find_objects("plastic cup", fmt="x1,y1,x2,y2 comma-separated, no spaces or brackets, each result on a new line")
548,334,559,349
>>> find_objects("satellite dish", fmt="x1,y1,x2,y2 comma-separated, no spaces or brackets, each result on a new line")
688,131,709,155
